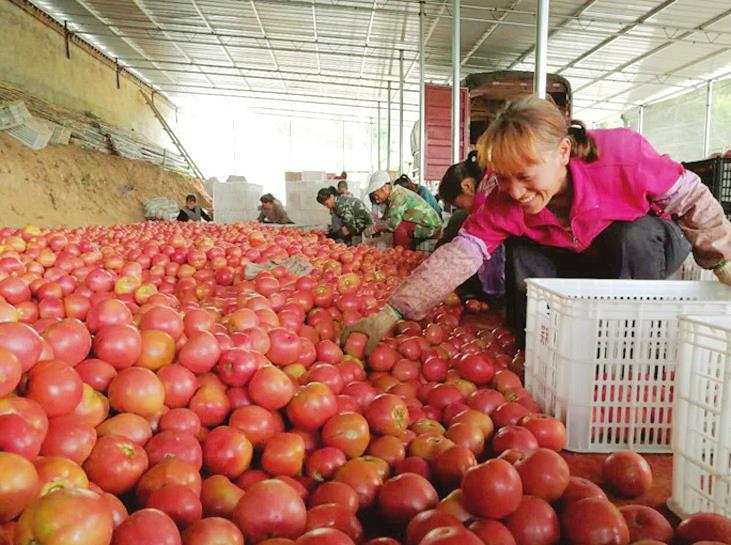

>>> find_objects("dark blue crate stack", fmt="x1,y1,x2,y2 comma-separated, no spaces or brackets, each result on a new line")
683,157,731,217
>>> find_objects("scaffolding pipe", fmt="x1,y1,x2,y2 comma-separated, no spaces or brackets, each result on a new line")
703,80,713,157
399,49,405,174
451,0,460,164
418,0,426,182
637,105,644,135
533,0,549,98
387,81,392,171
377,101,382,169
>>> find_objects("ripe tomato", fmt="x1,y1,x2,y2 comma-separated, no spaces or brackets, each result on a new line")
461,459,523,519
305,448,347,482
0,322,42,372
432,445,477,491
75,358,117,392
202,426,253,479
309,482,360,514
145,430,203,469
602,451,653,498
182,517,244,545
617,505,673,543
365,394,408,435
560,497,630,545
262,433,305,477
248,366,295,410
136,458,202,505
233,479,307,543
378,473,438,524
558,476,608,510
0,452,40,523
504,496,560,545
137,330,176,370
491,425,539,455
16,488,113,545
229,405,283,448
333,458,384,510
178,331,221,374
111,508,181,545
418,527,484,545
84,435,149,494
674,512,731,544
266,328,301,366
27,360,84,417
33,456,89,495
108,367,165,418
520,414,566,451
468,520,516,545
305,503,363,542
515,448,570,501
96,412,152,445
321,413,370,458
147,484,203,529
200,475,244,518
40,415,96,464
157,364,197,408
41,318,92,366
93,324,142,369
287,382,338,431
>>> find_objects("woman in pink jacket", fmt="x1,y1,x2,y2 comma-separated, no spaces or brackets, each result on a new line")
344,95,731,352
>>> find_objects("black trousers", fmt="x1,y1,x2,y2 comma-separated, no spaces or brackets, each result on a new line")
506,215,692,348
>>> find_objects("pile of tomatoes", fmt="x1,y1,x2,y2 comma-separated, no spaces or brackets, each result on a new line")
0,221,728,545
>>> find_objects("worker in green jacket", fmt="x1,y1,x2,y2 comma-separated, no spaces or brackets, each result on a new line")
316,186,373,245
394,174,443,216
365,170,442,249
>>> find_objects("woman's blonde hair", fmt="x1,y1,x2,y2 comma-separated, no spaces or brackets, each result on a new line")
477,95,599,174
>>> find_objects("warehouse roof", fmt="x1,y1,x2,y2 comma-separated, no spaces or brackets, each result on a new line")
34,0,731,123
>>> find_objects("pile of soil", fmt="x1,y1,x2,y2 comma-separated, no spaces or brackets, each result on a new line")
0,132,210,228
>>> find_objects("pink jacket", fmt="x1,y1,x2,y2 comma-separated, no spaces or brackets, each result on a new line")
390,128,731,320
462,129,682,254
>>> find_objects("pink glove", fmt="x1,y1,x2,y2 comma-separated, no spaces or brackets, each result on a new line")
389,234,486,320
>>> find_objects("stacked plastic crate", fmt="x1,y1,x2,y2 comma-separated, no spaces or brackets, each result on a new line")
212,180,263,224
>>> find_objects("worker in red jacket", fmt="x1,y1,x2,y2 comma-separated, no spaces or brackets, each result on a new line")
344,95,731,353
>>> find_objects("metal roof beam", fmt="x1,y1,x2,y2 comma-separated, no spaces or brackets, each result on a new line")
249,0,288,92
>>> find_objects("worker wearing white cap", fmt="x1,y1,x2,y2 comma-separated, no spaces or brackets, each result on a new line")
364,170,442,249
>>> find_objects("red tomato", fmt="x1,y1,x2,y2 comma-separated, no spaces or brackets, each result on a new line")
40,415,96,464
558,476,608,510
233,479,307,543
418,527,484,545
75,358,117,392
96,412,152,445
432,445,477,491
262,433,305,477
617,505,673,543
602,451,653,498
305,503,363,542
217,348,260,387
40,318,91,366
266,328,301,366
305,448,347,482
308,482,360,515
108,367,165,418
560,497,630,545
200,475,244,518
492,401,531,428
0,348,22,397
287,382,338,431
147,484,203,529
461,459,523,519
378,473,438,524
519,414,566,451
674,512,731,545
93,324,142,369
0,322,42,372
321,413,371,459
182,517,244,545
145,430,203,469
504,496,560,545
178,331,222,374
514,448,570,502
491,425,539,455
111,508,181,545
229,405,283,448
405,510,462,545
333,458,384,510
17,488,113,545
248,366,295,410
84,435,149,494
136,458,202,505
140,306,184,340
27,360,84,417
295,528,354,545
0,452,40,523
202,426,253,479
365,394,409,435
137,330,176,370
468,519,516,545
158,364,197,408
33,456,88,495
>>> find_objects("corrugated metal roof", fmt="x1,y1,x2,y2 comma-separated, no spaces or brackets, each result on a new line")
33,0,731,122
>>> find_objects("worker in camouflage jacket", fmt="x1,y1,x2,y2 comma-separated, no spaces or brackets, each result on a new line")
365,170,443,249
316,186,373,245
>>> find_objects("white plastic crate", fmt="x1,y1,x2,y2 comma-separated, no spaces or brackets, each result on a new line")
669,315,731,519
6,116,53,150
524,279,731,453
212,182,262,213
0,101,31,130
679,254,717,281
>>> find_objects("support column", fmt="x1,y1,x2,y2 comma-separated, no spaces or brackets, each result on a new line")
418,0,426,181
451,0,460,164
399,49,405,174
703,80,713,157
533,0,549,98
637,105,644,135
377,101,382,169
387,81,392,171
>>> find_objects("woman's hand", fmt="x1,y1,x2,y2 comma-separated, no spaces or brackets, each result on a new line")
341,305,401,355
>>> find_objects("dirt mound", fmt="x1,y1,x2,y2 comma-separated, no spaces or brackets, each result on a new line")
0,132,210,228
